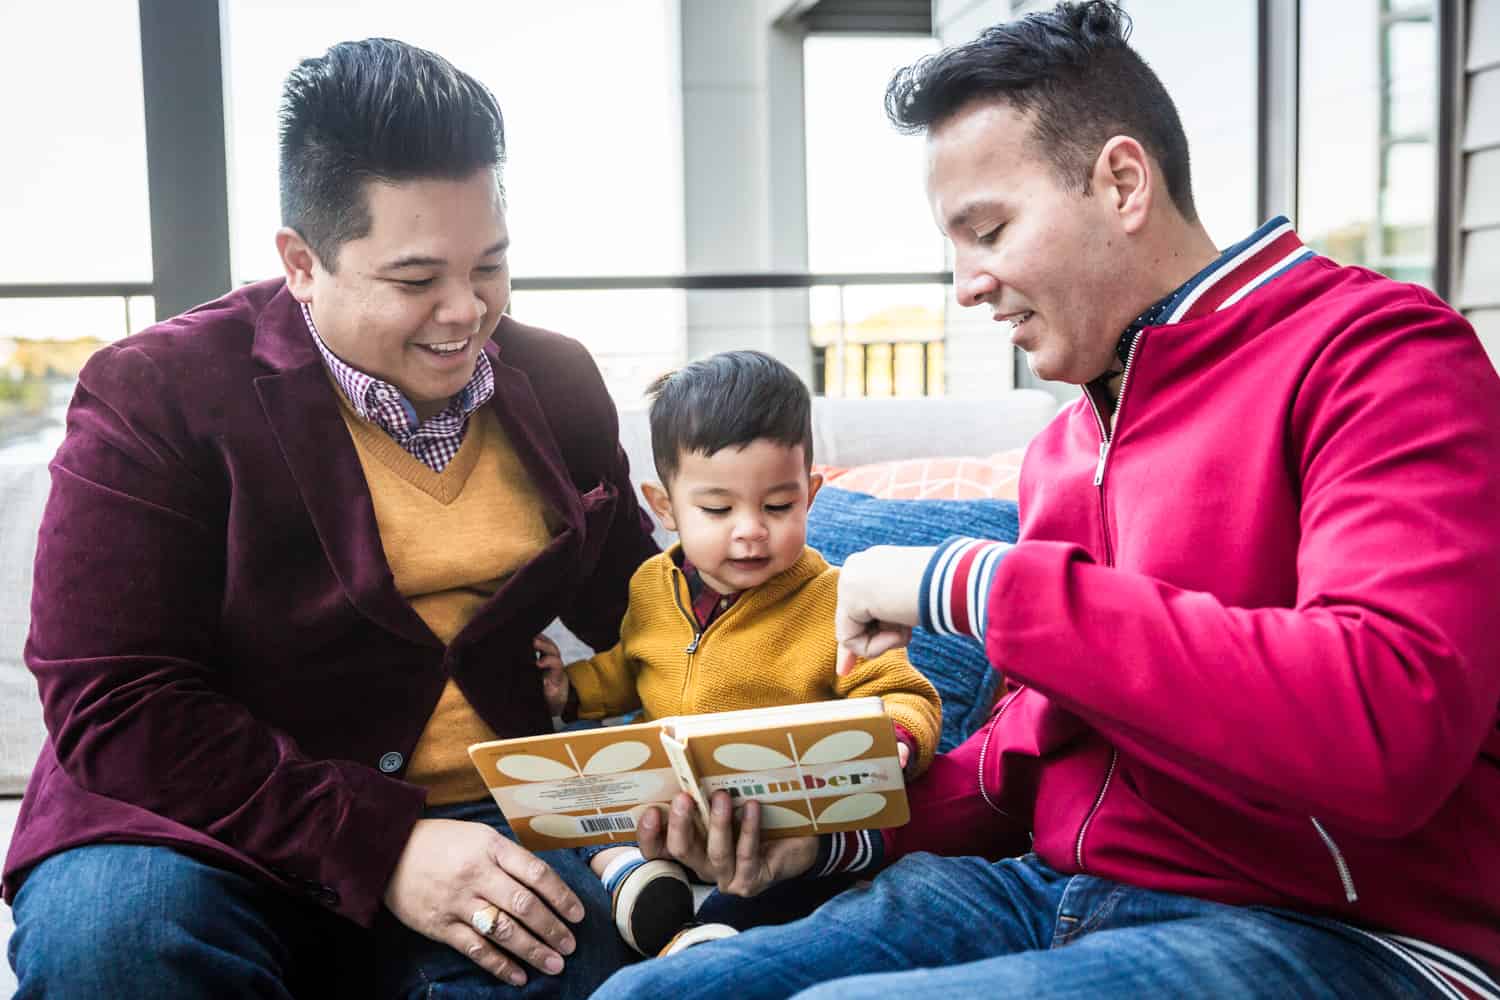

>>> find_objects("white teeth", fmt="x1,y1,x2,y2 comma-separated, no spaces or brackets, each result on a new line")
422,340,466,355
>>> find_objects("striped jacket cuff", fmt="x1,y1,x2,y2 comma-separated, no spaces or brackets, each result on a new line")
919,536,1012,642
809,829,884,877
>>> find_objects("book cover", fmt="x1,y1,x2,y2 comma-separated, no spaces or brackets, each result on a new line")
469,697,908,852
468,719,680,853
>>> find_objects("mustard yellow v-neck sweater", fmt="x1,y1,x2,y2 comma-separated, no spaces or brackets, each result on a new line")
339,401,555,804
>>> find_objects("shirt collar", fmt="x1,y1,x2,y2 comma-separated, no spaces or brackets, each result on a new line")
300,302,494,433
676,553,741,629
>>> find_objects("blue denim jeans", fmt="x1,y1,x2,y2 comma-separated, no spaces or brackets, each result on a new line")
593,852,1443,999
7,799,633,998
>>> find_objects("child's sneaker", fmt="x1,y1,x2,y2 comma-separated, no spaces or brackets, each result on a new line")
610,858,695,956
659,922,740,957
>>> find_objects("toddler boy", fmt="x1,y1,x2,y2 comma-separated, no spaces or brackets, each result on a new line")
535,350,941,957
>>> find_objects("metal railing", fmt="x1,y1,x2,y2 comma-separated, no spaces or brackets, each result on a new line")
0,272,958,456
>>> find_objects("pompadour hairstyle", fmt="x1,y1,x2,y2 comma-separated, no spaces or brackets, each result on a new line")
885,1,1197,221
278,37,506,270
646,351,814,487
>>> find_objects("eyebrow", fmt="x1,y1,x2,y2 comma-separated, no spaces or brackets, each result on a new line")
947,199,1007,233
381,239,510,271
688,481,802,498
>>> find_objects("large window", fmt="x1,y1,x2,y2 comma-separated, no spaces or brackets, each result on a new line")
803,35,945,397
1299,0,1438,288
0,4,153,284
1125,0,1259,244
0,3,153,463
224,0,686,403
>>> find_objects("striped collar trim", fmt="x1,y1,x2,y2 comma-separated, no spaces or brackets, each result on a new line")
1159,216,1318,327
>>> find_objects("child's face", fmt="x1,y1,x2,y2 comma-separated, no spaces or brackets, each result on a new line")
643,439,821,596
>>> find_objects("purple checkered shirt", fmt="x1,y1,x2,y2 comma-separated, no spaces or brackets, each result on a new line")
302,303,494,472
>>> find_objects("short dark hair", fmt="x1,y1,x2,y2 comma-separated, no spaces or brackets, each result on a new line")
278,38,506,270
885,1,1196,222
646,351,814,487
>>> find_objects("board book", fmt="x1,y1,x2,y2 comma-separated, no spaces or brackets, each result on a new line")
467,697,909,851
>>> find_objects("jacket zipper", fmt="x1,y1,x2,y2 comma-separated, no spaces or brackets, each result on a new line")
1072,336,1143,870
1082,334,1144,565
1074,748,1118,870
1310,816,1359,903
976,685,1027,815
668,571,706,707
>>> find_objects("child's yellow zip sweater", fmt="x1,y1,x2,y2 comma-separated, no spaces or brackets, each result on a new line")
566,545,942,774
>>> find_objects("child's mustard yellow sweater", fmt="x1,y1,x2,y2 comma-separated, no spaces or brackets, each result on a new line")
566,545,942,773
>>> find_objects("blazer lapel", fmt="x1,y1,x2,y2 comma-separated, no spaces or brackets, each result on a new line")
251,288,438,647
445,347,586,646
485,347,584,534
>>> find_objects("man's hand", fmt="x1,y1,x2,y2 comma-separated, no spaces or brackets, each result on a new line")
534,635,569,717
835,545,936,675
383,818,585,987
637,792,819,897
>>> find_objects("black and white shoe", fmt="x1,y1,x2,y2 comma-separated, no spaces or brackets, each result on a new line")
611,859,695,957
659,921,740,957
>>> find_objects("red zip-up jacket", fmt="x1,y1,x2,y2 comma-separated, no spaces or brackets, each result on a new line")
894,225,1500,977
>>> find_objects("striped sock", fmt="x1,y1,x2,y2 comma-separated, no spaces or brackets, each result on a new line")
599,848,648,895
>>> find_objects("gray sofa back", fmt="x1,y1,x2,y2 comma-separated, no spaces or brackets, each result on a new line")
0,390,1060,793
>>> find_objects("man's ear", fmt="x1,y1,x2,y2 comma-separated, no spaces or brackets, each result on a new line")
640,481,677,532
276,227,321,302
1093,135,1153,235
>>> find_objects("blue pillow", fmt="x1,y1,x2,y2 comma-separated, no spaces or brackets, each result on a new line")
807,486,1020,752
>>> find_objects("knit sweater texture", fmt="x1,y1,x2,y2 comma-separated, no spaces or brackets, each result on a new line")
339,399,555,804
566,546,942,773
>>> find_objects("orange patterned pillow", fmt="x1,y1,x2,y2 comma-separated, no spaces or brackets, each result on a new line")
814,448,1024,501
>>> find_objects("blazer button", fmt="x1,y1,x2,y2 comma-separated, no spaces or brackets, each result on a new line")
378,751,404,773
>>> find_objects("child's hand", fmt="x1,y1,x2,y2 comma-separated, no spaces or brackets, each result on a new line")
897,741,911,772
534,635,569,717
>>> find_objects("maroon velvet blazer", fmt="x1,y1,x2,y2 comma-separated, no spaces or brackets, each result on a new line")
2,280,657,925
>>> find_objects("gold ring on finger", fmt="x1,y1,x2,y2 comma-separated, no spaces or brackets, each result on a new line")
471,904,500,937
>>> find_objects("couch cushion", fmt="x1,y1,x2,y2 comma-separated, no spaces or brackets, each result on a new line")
806,486,1019,752
815,448,1024,501
0,463,49,796
808,393,1056,469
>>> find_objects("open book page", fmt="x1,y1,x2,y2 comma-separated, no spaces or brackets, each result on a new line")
661,697,908,839
469,697,909,850
468,720,678,852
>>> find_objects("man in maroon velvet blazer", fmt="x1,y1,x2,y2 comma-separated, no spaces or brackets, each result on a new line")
4,39,656,997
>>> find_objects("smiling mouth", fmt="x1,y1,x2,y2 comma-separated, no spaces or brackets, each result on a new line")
999,310,1035,328
416,338,469,356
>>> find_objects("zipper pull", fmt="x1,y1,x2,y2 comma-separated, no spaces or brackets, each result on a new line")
1093,441,1110,486
684,631,702,654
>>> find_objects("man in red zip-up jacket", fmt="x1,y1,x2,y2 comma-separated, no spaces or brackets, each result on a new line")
595,3,1500,998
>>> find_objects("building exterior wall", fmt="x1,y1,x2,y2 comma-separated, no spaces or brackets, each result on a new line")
1460,0,1500,368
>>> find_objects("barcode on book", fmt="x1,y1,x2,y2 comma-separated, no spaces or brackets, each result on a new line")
579,815,637,834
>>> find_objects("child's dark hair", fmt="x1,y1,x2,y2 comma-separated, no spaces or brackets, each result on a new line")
646,351,813,486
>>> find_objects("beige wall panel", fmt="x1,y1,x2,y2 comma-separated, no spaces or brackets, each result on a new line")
1463,148,1500,228
1469,0,1500,71
1459,227,1500,307
1466,307,1500,371
1464,66,1500,150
